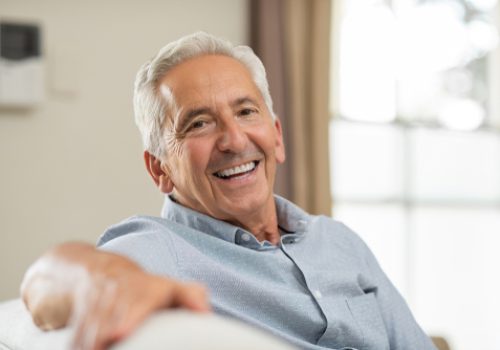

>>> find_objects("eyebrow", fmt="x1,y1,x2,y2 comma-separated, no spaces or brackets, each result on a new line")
231,96,259,109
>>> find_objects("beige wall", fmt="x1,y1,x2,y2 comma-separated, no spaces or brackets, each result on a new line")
0,0,249,300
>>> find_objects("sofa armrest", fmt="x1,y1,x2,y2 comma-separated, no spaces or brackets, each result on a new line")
0,299,295,350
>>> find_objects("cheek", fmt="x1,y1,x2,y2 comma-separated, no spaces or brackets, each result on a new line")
181,139,211,174
252,125,280,155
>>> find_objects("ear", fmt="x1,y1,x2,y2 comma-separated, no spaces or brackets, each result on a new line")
273,118,286,164
144,151,174,194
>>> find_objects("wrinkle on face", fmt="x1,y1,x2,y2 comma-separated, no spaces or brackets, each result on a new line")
159,84,186,160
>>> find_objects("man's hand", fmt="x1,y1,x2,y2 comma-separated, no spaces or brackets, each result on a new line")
21,242,210,350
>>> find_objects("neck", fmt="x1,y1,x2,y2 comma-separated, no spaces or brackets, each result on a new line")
238,217,281,245
170,193,281,245
230,206,281,245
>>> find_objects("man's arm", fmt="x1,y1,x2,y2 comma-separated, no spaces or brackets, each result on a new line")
356,239,437,349
21,242,210,350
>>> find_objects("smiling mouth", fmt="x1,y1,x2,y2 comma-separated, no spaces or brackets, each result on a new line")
213,161,259,179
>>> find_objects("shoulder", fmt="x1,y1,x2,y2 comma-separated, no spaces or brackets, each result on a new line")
96,215,187,276
309,215,365,244
97,215,185,246
307,214,375,261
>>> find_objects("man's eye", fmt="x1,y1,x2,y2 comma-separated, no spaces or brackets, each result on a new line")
190,120,206,129
239,108,256,116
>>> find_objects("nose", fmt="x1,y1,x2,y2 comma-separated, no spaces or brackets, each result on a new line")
216,117,247,153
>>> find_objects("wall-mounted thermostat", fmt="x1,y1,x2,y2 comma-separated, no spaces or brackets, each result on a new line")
0,22,43,107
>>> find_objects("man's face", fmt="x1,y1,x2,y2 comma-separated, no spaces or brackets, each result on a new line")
158,54,285,223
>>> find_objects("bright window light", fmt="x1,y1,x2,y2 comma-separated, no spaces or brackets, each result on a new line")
331,0,500,349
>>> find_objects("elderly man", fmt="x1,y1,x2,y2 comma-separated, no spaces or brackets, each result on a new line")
21,32,436,350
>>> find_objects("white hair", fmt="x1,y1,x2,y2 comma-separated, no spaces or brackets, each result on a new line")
133,31,275,159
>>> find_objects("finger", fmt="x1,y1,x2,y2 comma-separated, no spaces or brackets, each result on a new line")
71,282,100,350
88,280,125,350
90,274,169,345
71,277,120,350
105,286,171,342
102,279,203,341
172,282,211,312
79,321,99,350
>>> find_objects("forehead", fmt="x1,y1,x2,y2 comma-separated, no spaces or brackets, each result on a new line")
159,55,261,107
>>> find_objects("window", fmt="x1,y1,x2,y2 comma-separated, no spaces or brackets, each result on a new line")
330,0,500,349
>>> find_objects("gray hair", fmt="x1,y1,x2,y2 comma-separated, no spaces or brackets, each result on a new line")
133,31,275,160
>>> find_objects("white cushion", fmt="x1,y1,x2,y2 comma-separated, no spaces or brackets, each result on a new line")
0,299,71,350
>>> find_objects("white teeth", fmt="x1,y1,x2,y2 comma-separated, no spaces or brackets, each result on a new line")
216,161,256,178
